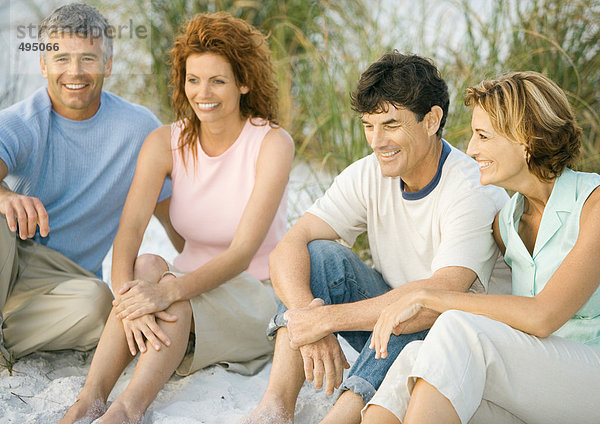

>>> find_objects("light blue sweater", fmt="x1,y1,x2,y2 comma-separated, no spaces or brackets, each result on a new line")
0,87,171,278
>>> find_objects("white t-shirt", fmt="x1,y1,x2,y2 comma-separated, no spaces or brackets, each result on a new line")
308,141,511,293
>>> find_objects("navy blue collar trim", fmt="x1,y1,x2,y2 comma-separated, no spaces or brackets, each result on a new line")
401,140,451,200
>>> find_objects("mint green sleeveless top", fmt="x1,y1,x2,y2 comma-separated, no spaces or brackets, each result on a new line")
498,168,600,346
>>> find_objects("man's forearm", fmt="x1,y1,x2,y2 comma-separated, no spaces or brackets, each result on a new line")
269,236,315,309
318,272,474,334
317,287,435,333
323,300,439,334
284,286,439,350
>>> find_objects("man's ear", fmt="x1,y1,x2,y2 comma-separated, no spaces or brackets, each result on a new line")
104,57,113,78
425,105,443,137
40,55,48,79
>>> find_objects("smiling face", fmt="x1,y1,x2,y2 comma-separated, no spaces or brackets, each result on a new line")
184,53,248,125
40,33,112,120
467,105,529,189
361,103,442,190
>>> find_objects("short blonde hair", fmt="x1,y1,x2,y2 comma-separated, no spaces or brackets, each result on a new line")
465,71,581,181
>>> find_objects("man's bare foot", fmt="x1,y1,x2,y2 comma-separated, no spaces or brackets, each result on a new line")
94,400,142,424
240,398,293,424
60,398,107,424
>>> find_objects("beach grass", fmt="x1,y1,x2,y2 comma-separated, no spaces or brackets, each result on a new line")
66,0,600,256
97,0,599,166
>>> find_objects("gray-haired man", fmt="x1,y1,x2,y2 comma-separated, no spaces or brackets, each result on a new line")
0,3,172,365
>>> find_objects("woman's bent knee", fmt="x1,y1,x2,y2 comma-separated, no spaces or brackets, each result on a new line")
133,254,169,279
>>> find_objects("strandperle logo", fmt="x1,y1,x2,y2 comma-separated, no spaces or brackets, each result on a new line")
16,19,149,41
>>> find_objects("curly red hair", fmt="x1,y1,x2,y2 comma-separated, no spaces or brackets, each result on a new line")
169,12,278,165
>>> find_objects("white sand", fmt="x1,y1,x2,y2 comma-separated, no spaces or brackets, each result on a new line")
0,336,358,423
0,163,355,423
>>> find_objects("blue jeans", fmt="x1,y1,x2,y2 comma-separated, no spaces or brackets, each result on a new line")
267,240,428,404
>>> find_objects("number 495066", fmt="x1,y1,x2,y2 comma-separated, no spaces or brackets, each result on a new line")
18,42,59,52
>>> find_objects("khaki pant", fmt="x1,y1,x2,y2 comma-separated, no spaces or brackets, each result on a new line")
0,214,113,360
172,270,277,377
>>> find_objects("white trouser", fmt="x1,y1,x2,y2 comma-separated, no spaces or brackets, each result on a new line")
366,310,600,424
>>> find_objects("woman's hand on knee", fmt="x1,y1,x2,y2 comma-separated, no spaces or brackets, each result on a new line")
121,313,175,355
113,279,175,319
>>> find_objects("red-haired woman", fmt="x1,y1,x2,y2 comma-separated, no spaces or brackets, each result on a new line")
61,12,294,423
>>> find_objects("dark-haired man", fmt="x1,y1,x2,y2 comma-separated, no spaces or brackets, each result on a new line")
245,52,511,423
0,3,172,365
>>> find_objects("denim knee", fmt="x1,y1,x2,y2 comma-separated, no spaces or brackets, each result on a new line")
266,240,390,342
266,240,373,339
307,240,390,305
306,240,352,301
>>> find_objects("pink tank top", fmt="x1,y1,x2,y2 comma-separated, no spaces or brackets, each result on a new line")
169,118,287,280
